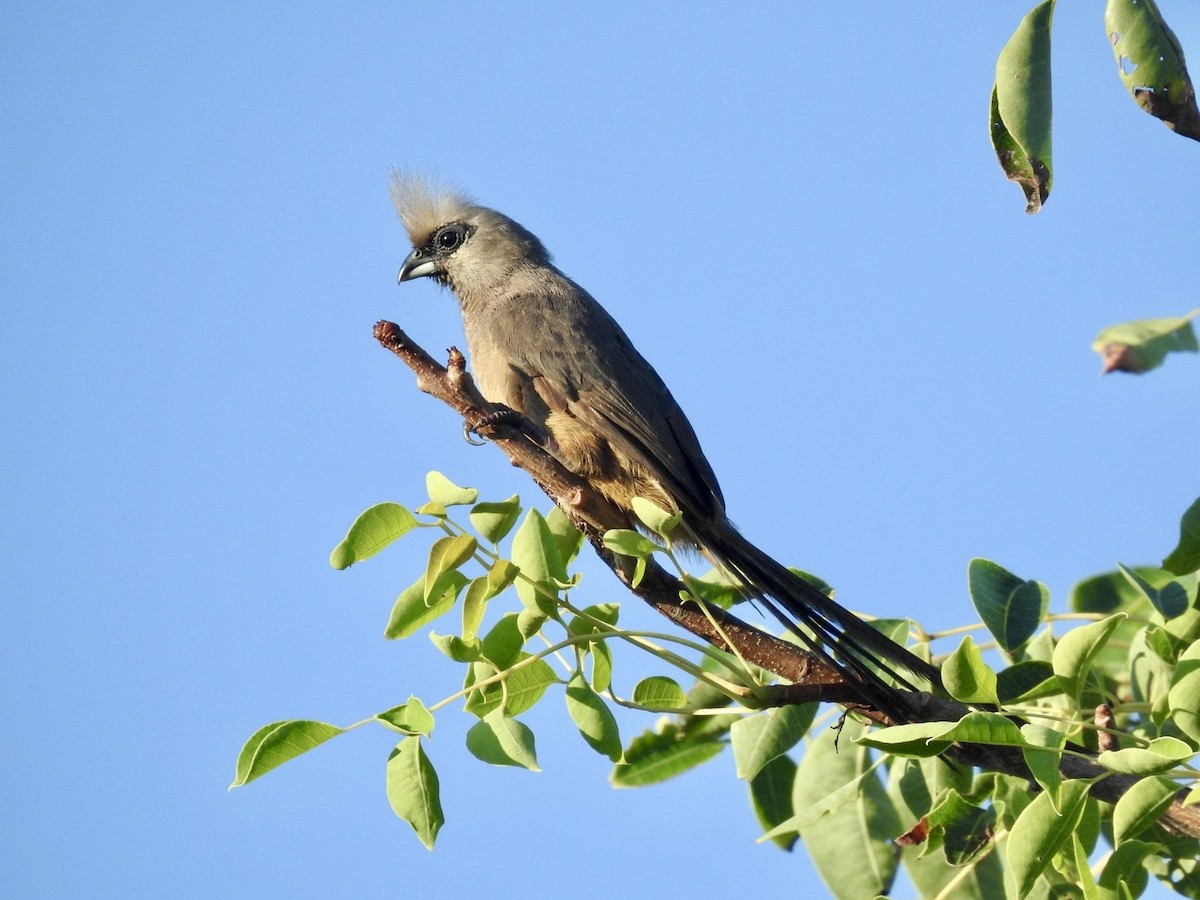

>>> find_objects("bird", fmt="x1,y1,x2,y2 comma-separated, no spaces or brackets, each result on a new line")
390,173,940,720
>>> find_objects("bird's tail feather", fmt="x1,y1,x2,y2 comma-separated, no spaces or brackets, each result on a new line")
703,526,939,722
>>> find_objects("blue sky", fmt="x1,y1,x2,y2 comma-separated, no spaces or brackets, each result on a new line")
3,3,1198,897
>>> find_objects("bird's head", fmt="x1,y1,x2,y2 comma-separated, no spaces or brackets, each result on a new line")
390,172,552,298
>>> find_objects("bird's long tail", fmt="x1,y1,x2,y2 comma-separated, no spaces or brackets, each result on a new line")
703,525,940,723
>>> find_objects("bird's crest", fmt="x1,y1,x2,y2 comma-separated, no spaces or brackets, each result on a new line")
389,171,474,243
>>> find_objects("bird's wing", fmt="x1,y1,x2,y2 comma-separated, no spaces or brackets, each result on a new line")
513,292,726,520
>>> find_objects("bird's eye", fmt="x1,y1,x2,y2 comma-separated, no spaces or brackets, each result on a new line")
435,225,465,252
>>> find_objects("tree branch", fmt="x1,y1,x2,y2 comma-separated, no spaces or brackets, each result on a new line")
373,320,1200,839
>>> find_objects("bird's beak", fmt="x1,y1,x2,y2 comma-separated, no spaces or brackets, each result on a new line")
397,248,437,283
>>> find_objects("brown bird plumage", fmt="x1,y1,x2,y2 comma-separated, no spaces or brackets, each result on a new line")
391,173,939,719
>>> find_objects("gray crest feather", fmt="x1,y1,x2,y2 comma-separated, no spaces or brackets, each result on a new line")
388,171,475,243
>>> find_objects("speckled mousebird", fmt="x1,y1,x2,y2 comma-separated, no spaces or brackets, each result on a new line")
391,174,940,718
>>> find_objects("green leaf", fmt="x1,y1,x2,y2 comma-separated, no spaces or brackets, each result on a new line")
1097,736,1194,775
930,792,997,868
423,533,478,603
749,754,798,851
1020,723,1065,807
511,510,567,616
1168,657,1200,743
385,571,466,640
730,705,815,782
681,568,742,610
1052,613,1127,703
630,496,681,538
500,654,559,717
1007,779,1089,898
375,696,434,737
468,495,521,544
425,470,478,507
789,719,901,898
1113,775,1181,845
460,558,519,639
1105,0,1200,141
465,709,540,771
230,720,343,787
611,721,725,787
857,721,954,759
1071,569,1149,614
385,736,443,850
1098,840,1157,898
630,675,687,710
1092,310,1200,374
585,640,613,694
545,505,585,567
997,659,1059,703
968,558,1048,653
428,631,481,662
565,672,622,761
480,613,524,669
991,0,1055,213
463,661,501,718
1118,562,1190,619
942,635,1000,705
329,502,418,569
860,712,1024,759
567,603,620,635
602,528,660,560
1164,497,1200,576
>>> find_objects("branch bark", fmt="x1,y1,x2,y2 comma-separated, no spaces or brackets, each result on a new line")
373,319,1200,840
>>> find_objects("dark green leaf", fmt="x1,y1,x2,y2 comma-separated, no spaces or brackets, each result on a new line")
968,558,1048,653
385,736,443,850
1164,497,1200,576
1119,562,1190,619
329,502,418,569
996,659,1059,703
230,720,343,787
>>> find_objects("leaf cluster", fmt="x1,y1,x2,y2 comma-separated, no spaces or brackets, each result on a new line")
234,474,1200,898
